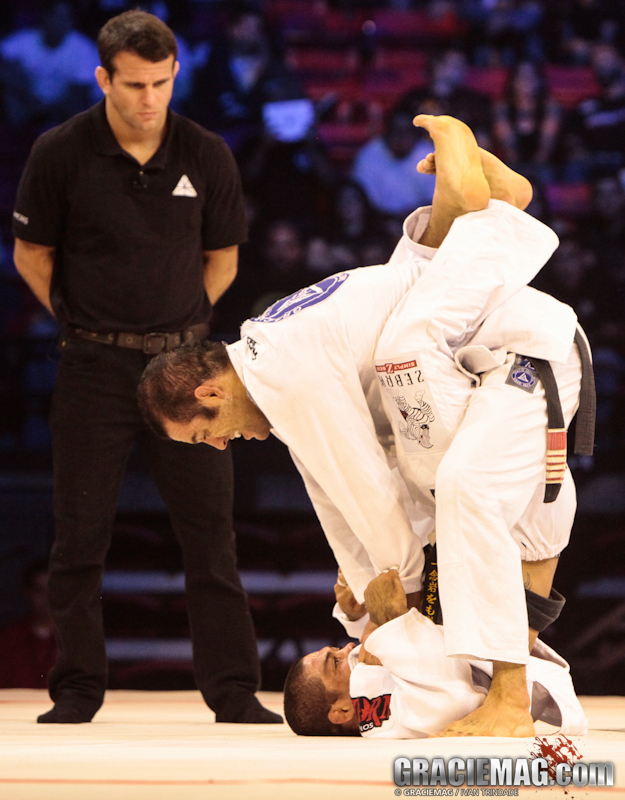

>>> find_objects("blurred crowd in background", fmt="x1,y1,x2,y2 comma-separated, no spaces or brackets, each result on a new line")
1,0,625,476
1,0,625,691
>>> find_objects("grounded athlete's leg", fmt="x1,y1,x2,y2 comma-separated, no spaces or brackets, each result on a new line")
376,118,559,500
412,115,489,248
417,146,534,210
44,343,138,722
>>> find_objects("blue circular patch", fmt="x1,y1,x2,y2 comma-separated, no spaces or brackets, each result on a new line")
252,272,350,323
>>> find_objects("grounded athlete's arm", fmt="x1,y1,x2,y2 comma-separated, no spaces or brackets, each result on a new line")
13,238,55,316
203,245,238,305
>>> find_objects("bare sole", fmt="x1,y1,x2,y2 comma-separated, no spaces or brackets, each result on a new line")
431,702,535,739
417,148,533,210
413,114,490,215
413,115,490,247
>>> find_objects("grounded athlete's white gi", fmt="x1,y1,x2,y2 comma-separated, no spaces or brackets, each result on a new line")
227,200,572,661
344,609,587,739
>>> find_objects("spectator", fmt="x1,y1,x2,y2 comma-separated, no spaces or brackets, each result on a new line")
226,218,322,323
459,0,545,65
357,233,395,267
558,0,625,64
188,3,301,150
250,219,313,315
306,181,392,273
0,0,99,127
238,96,335,225
532,234,599,337
493,61,563,181
351,108,435,233
573,43,625,174
585,173,625,251
330,181,376,244
0,560,57,689
398,49,493,148
581,175,625,341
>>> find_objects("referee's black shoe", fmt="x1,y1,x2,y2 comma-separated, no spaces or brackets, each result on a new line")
37,698,101,724
215,695,283,724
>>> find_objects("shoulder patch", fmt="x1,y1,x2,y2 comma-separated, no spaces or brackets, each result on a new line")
506,355,538,393
13,211,28,226
251,272,350,323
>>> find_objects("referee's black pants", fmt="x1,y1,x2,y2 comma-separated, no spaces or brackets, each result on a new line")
47,336,261,716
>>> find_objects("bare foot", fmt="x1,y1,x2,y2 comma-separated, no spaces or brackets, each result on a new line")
417,148,533,210
413,115,490,248
414,114,490,215
481,149,533,209
432,662,535,738
432,697,535,738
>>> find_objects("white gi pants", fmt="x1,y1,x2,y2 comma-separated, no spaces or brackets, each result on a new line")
375,200,580,664
435,348,580,664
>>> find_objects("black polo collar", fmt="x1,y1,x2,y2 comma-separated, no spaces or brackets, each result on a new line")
89,99,175,170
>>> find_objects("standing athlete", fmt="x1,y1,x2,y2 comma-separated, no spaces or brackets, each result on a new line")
13,10,280,725
138,117,587,736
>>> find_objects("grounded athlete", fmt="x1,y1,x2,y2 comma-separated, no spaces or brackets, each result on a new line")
283,569,587,738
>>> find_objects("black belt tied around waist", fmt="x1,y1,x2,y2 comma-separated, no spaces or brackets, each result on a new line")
66,322,210,355
529,326,596,503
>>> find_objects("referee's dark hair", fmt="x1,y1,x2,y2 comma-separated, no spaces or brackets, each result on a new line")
97,10,178,78
138,340,230,438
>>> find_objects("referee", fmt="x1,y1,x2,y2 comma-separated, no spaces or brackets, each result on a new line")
13,10,280,725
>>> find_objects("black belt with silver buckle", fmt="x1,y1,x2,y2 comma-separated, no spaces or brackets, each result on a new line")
66,323,210,355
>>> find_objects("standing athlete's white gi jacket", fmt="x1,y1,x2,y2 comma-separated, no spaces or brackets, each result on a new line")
346,609,588,738
227,201,577,664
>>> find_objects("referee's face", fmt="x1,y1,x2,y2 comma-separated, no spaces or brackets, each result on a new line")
96,51,179,136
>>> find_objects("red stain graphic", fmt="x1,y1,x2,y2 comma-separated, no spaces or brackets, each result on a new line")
530,734,583,780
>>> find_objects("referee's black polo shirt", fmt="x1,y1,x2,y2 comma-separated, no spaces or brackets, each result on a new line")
13,100,247,333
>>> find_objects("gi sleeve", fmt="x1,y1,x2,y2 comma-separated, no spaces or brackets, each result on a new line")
332,602,370,640
272,367,426,604
240,337,426,604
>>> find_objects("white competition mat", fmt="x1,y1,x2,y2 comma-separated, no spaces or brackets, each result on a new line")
0,690,623,800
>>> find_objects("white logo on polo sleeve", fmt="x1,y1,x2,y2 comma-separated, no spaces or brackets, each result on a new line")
172,174,197,197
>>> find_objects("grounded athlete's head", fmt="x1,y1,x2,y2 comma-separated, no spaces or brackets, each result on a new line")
283,644,359,736
138,341,271,449
97,10,177,78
